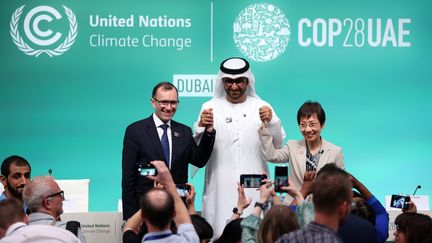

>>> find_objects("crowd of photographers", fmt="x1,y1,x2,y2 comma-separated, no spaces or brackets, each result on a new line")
120,161,431,243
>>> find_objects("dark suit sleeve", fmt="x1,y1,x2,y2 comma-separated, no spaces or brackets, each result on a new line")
122,125,140,220
188,128,216,168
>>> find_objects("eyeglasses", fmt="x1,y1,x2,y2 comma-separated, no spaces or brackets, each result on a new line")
300,122,319,129
153,97,179,107
222,77,248,87
45,190,64,200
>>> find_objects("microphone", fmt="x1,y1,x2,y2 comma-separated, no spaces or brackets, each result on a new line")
48,169,52,176
413,185,421,196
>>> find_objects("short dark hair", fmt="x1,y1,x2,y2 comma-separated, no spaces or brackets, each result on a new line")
313,164,352,214
140,188,175,229
151,82,178,98
190,214,213,241
1,155,31,177
351,197,376,225
395,212,432,243
297,101,326,125
214,218,243,243
0,199,25,231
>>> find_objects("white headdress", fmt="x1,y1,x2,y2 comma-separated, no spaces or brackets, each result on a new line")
212,57,260,100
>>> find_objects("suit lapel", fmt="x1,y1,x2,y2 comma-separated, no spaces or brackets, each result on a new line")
297,140,307,176
170,121,180,169
317,139,330,171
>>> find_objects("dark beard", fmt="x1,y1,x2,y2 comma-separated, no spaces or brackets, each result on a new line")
7,182,24,200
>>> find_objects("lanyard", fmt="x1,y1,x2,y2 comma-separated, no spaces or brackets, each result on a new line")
143,233,173,241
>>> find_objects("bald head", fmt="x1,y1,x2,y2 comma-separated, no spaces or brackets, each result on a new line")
141,188,174,229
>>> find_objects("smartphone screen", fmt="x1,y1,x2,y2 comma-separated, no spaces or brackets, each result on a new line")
240,174,267,188
176,184,191,197
390,194,410,209
274,166,288,192
138,163,157,176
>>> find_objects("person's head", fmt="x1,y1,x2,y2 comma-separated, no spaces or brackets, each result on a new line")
22,176,64,218
151,82,179,123
1,155,31,200
214,218,243,243
313,164,352,226
216,57,255,104
190,214,213,243
257,205,300,243
140,187,175,230
351,196,376,225
297,101,326,143
394,212,432,243
0,199,28,237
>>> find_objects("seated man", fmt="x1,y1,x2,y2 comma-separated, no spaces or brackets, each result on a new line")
0,198,80,242
123,160,200,243
22,176,87,243
0,155,31,207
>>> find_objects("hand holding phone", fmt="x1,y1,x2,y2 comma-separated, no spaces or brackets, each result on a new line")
240,174,267,188
176,184,191,197
274,166,289,192
138,163,157,176
390,194,410,209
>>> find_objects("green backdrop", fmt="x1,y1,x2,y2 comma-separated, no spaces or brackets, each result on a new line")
1,0,431,212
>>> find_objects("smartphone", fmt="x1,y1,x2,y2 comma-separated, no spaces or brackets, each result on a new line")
137,163,157,176
176,184,191,197
240,174,267,188
274,166,289,192
390,194,410,209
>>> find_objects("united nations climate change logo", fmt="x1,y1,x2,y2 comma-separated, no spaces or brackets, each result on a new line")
233,3,290,62
10,5,78,57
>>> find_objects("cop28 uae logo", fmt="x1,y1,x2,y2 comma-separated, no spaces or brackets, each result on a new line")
10,5,78,57
233,3,290,62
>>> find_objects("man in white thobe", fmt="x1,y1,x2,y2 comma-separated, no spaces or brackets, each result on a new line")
194,57,285,238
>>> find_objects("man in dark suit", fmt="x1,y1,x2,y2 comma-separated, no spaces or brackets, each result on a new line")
122,82,216,220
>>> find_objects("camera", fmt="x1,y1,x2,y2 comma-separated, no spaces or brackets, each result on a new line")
390,194,410,209
176,184,191,197
138,163,157,176
240,174,267,188
274,166,289,192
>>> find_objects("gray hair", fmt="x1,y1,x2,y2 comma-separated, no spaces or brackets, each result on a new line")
22,176,56,213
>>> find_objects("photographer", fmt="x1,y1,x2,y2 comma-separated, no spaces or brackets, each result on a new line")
336,171,388,243
394,210,432,243
241,179,300,243
122,160,199,243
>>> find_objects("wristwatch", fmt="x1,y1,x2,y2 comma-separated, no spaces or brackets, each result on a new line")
254,202,265,209
232,207,243,215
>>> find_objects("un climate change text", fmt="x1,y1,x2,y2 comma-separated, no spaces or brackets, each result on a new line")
88,14,192,49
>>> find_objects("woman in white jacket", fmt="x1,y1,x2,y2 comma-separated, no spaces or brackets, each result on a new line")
259,101,344,203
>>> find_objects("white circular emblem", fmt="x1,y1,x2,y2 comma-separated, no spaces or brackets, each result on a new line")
10,5,78,57
233,3,291,62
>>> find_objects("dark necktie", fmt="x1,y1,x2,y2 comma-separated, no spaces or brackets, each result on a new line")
160,123,170,167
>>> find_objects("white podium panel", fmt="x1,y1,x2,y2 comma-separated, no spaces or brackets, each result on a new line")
62,212,123,243
56,179,90,213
